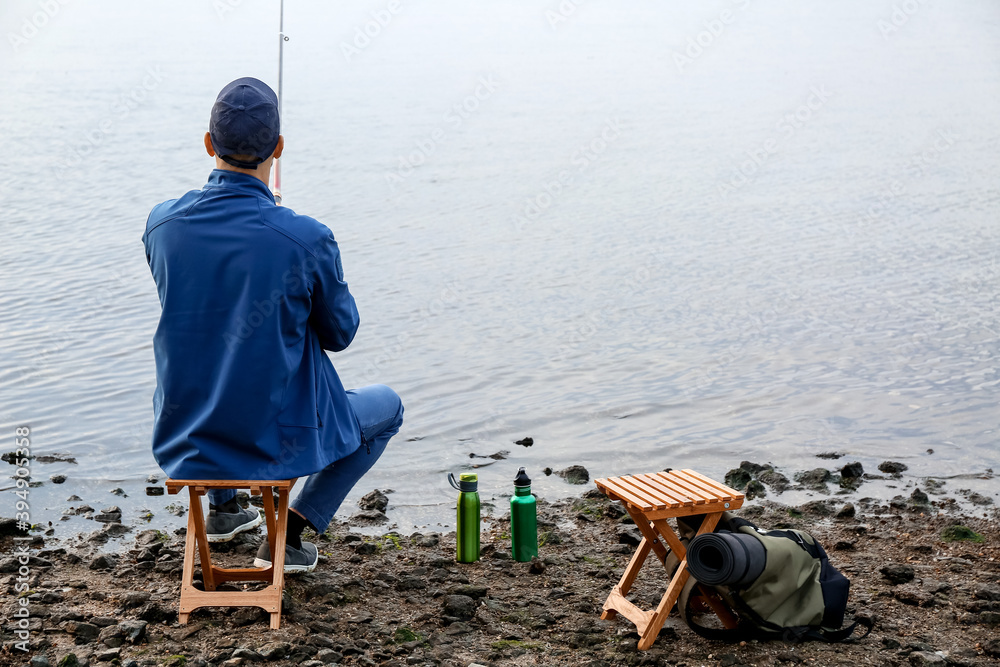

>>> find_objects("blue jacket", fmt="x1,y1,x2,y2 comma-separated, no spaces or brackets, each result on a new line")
143,169,362,481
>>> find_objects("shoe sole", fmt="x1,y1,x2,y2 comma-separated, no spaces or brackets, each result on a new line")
206,510,264,543
253,554,318,573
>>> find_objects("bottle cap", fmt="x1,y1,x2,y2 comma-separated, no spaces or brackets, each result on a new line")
448,472,478,492
513,467,531,487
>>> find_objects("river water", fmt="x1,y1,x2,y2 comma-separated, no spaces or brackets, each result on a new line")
1,0,998,538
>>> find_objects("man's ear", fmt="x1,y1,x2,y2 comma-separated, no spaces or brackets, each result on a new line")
204,132,216,157
273,135,284,160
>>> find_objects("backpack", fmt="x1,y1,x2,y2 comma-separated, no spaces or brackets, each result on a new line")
674,513,871,643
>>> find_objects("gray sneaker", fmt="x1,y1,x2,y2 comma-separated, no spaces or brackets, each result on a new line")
205,505,263,542
253,540,319,573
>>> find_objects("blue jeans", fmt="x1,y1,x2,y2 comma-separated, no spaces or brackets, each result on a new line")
209,384,403,533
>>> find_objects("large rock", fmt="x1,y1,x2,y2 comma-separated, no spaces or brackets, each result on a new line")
881,563,915,585
358,489,388,512
878,461,908,474
442,594,477,620
556,465,589,485
118,620,148,644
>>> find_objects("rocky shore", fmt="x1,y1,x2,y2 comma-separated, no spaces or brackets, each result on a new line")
2,461,999,667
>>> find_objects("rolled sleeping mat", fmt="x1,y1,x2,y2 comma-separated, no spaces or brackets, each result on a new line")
686,531,767,587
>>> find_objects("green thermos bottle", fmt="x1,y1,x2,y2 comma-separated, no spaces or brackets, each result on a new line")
448,472,480,563
510,467,538,561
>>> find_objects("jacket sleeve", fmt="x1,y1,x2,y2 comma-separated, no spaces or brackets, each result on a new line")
309,231,360,352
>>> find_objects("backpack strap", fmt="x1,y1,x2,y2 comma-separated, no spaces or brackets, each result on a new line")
677,577,768,643
679,577,873,644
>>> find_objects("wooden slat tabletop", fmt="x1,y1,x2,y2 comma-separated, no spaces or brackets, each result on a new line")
594,469,741,511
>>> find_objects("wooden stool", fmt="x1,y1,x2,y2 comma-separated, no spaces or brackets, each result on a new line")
165,479,296,629
594,469,744,650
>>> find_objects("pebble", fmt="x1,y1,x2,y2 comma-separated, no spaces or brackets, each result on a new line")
89,555,115,570
349,509,388,526
907,651,946,666
881,563,915,585
514,437,533,446
840,461,864,478
795,468,832,491
257,642,291,660
51,474,68,484
442,594,477,619
879,461,908,474
835,503,856,519
358,489,389,512
119,619,148,644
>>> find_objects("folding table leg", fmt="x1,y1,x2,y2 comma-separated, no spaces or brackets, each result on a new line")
626,508,669,564
600,534,654,621
637,511,725,650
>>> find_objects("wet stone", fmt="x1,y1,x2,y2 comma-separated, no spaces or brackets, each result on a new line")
616,526,642,546
911,488,929,504
795,468,832,491
257,642,291,660
119,619,148,644
841,461,864,478
442,594,477,619
881,563,916,585
556,465,590,485
51,474,68,484
745,480,766,500
836,503,856,519
349,509,388,526
89,555,115,570
968,493,993,506
879,461,908,474
359,489,389,512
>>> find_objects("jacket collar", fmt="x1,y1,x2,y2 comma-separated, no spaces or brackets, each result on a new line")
205,169,276,204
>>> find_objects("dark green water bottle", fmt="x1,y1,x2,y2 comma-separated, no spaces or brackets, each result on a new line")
510,467,538,561
448,472,480,563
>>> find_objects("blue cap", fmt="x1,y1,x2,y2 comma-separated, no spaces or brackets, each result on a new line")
209,77,280,169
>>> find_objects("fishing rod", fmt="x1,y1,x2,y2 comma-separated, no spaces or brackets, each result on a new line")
272,0,288,204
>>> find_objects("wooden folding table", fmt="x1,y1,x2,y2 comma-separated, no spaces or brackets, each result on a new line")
594,469,744,650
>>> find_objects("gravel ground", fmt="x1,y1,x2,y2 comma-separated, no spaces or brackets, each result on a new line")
2,463,999,667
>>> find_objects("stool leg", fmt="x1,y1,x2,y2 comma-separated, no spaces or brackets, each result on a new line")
260,486,288,629
189,488,216,591
271,487,290,629
178,494,199,625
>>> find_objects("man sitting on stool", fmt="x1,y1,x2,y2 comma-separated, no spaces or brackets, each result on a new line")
142,77,403,572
